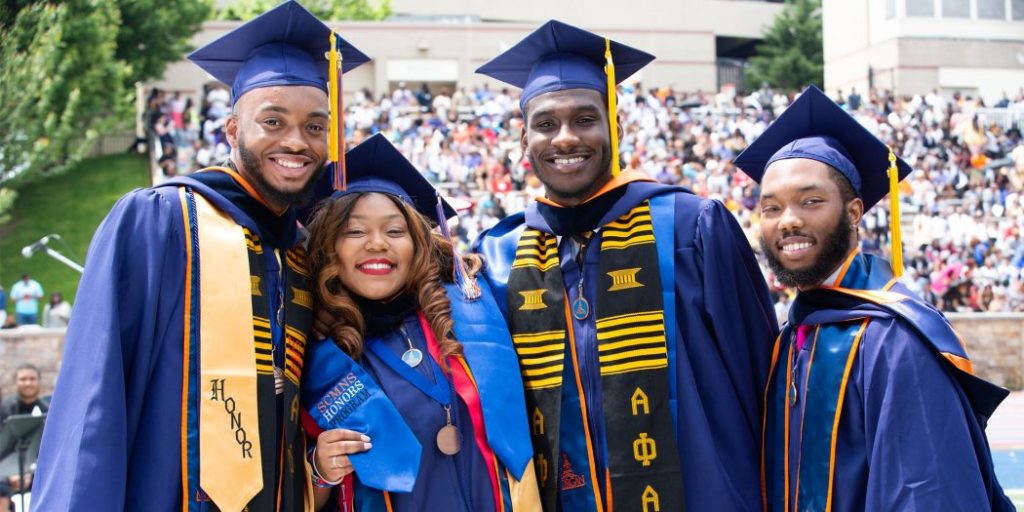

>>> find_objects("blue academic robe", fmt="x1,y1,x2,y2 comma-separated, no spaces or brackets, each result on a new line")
476,181,777,510
353,314,501,512
33,175,303,511
306,281,535,512
765,250,1013,511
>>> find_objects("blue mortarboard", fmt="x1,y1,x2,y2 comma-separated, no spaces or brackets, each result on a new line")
302,336,421,492
331,133,457,220
188,0,369,105
475,20,655,111
733,85,912,210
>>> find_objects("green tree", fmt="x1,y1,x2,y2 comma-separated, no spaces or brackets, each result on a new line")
0,188,15,225
0,0,129,186
745,0,823,92
0,0,210,194
116,0,212,87
218,0,391,21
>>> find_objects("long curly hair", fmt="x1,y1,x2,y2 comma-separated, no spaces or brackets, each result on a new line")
306,192,482,370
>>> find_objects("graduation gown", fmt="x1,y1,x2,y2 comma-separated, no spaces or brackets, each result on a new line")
354,314,506,512
764,249,1013,511
33,171,309,511
305,283,538,512
475,180,777,511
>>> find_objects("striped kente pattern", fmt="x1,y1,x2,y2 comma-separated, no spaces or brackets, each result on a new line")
596,201,668,375
253,315,274,375
512,231,559,271
242,227,263,254
512,329,566,389
595,310,668,375
285,246,310,277
284,326,305,385
600,201,655,250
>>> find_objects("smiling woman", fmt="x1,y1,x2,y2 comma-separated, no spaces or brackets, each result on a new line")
301,134,540,511
332,193,416,302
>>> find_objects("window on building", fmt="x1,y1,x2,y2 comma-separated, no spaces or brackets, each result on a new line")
977,0,1006,18
906,0,935,16
942,0,970,17
1013,0,1024,19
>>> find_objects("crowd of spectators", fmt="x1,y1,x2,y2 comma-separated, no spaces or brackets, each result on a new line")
145,82,1024,315
0,274,71,329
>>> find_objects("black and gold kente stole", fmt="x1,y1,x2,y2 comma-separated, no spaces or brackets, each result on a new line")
190,226,314,511
507,200,685,512
245,231,314,512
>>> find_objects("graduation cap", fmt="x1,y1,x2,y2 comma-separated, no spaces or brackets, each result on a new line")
734,85,913,276
476,20,655,176
187,0,369,105
332,133,456,220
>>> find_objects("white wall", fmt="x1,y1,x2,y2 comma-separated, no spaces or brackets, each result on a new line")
823,0,1024,98
390,0,783,38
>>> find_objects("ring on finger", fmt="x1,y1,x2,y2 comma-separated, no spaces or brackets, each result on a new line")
331,455,338,468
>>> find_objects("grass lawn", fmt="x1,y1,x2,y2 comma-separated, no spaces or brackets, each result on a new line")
0,154,151,317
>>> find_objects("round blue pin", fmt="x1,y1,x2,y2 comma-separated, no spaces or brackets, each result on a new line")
572,297,590,320
402,348,424,367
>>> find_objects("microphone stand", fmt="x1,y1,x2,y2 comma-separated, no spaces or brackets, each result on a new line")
21,235,84,274
15,435,27,511
1,414,45,512
35,247,84,274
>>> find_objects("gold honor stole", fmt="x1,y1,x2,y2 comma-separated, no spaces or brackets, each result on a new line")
180,188,313,512
506,200,685,512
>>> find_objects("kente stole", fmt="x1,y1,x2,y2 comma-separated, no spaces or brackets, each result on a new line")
506,200,685,512
180,188,314,511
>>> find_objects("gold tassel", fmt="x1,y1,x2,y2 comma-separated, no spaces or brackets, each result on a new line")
328,33,339,165
887,146,903,278
604,38,620,177
328,32,346,191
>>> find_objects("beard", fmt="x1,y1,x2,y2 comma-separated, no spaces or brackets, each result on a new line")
527,145,614,202
761,213,854,288
237,138,324,208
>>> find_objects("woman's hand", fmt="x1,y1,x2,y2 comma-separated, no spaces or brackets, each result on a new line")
314,429,372,482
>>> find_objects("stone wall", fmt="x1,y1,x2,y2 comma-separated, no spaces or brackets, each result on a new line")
0,328,64,400
1,315,1021,399
948,313,1024,391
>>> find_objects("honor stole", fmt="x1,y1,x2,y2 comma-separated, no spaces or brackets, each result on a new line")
180,188,314,511
762,251,992,512
763,320,870,512
507,200,685,512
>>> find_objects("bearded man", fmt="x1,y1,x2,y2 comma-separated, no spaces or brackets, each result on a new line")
735,85,1013,512
33,3,369,510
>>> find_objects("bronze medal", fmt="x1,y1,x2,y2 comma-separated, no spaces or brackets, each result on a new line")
436,424,461,455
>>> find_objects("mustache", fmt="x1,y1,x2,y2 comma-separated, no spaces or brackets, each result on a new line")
776,231,817,246
271,149,318,160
